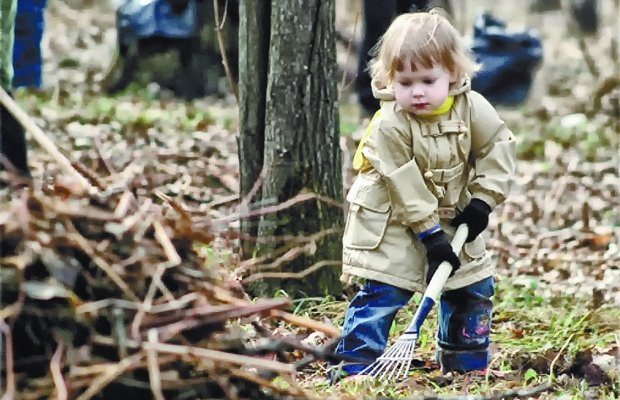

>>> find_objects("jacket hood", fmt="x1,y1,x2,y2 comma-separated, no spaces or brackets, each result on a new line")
371,76,472,101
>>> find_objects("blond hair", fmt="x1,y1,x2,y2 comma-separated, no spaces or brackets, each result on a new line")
369,9,480,86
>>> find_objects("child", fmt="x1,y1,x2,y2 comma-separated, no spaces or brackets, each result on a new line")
332,9,516,381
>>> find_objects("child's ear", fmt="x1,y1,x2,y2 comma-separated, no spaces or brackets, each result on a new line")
449,70,458,83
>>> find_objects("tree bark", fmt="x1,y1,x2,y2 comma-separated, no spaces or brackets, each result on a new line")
238,1,270,258
238,0,342,298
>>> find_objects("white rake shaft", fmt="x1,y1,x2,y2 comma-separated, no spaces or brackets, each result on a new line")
362,225,469,380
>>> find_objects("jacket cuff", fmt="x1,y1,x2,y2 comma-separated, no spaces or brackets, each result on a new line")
417,224,442,240
411,214,440,235
471,192,498,210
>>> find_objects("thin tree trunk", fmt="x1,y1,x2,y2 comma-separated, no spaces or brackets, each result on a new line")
238,1,270,258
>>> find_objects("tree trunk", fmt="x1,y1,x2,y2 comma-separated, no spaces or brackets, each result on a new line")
238,0,343,298
238,1,270,258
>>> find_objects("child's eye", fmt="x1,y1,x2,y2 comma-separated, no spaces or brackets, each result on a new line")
398,80,412,86
423,79,436,85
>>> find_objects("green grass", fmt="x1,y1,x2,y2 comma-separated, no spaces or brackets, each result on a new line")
292,278,619,399
339,102,363,136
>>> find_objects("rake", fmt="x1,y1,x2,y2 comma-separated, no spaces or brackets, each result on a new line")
360,224,469,381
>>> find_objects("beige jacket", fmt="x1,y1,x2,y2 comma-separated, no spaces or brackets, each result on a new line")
342,78,516,292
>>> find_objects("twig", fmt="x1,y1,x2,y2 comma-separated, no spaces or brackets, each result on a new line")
244,260,341,282
155,299,292,342
243,242,314,275
153,221,182,265
131,260,175,341
237,226,341,248
213,0,239,101
0,87,96,194
71,161,106,191
269,309,341,337
113,190,135,219
141,342,296,374
208,193,241,208
239,164,268,210
146,330,165,400
34,192,118,222
229,368,307,398
0,319,15,400
119,198,153,233
130,221,180,340
68,354,176,380
50,339,68,400
559,0,599,78
338,12,360,100
549,332,575,384
589,75,620,116
66,228,140,302
541,157,578,225
76,293,201,315
93,136,116,175
217,192,343,224
76,352,146,400
209,286,341,337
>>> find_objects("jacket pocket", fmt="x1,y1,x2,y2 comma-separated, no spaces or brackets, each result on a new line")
343,177,391,250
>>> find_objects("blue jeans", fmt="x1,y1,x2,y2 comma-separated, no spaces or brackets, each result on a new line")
13,0,47,88
330,277,494,382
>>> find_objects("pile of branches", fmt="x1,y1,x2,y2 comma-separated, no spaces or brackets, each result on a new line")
0,178,340,400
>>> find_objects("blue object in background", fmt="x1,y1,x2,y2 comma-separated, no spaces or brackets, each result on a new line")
117,0,197,47
13,0,47,89
471,12,543,106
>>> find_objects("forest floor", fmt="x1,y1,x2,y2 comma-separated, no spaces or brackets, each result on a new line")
8,0,619,398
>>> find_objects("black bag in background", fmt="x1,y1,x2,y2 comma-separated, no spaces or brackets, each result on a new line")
470,12,543,106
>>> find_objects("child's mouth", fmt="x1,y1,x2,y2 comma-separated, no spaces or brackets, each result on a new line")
413,103,429,109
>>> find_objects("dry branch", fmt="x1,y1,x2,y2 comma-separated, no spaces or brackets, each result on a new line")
0,174,341,399
213,0,239,101
0,87,96,194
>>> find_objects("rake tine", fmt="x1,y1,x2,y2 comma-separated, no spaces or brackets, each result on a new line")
396,340,415,379
402,345,415,377
383,359,400,380
380,341,407,380
374,348,398,378
360,359,378,377
365,348,390,377
371,357,392,379
385,345,405,380
396,341,414,379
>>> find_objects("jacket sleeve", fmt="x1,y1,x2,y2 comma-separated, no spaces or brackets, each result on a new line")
468,91,517,209
361,118,439,234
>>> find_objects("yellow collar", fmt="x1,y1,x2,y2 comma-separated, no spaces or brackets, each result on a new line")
421,96,454,117
353,96,454,171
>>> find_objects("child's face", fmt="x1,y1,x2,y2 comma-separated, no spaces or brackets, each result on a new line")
392,60,456,116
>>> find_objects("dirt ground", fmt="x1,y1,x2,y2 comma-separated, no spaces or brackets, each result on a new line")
30,0,620,307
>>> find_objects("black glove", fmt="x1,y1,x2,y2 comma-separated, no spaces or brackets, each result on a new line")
421,230,461,285
450,199,492,242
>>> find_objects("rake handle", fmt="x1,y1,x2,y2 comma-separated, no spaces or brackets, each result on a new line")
425,223,469,302
404,224,469,335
